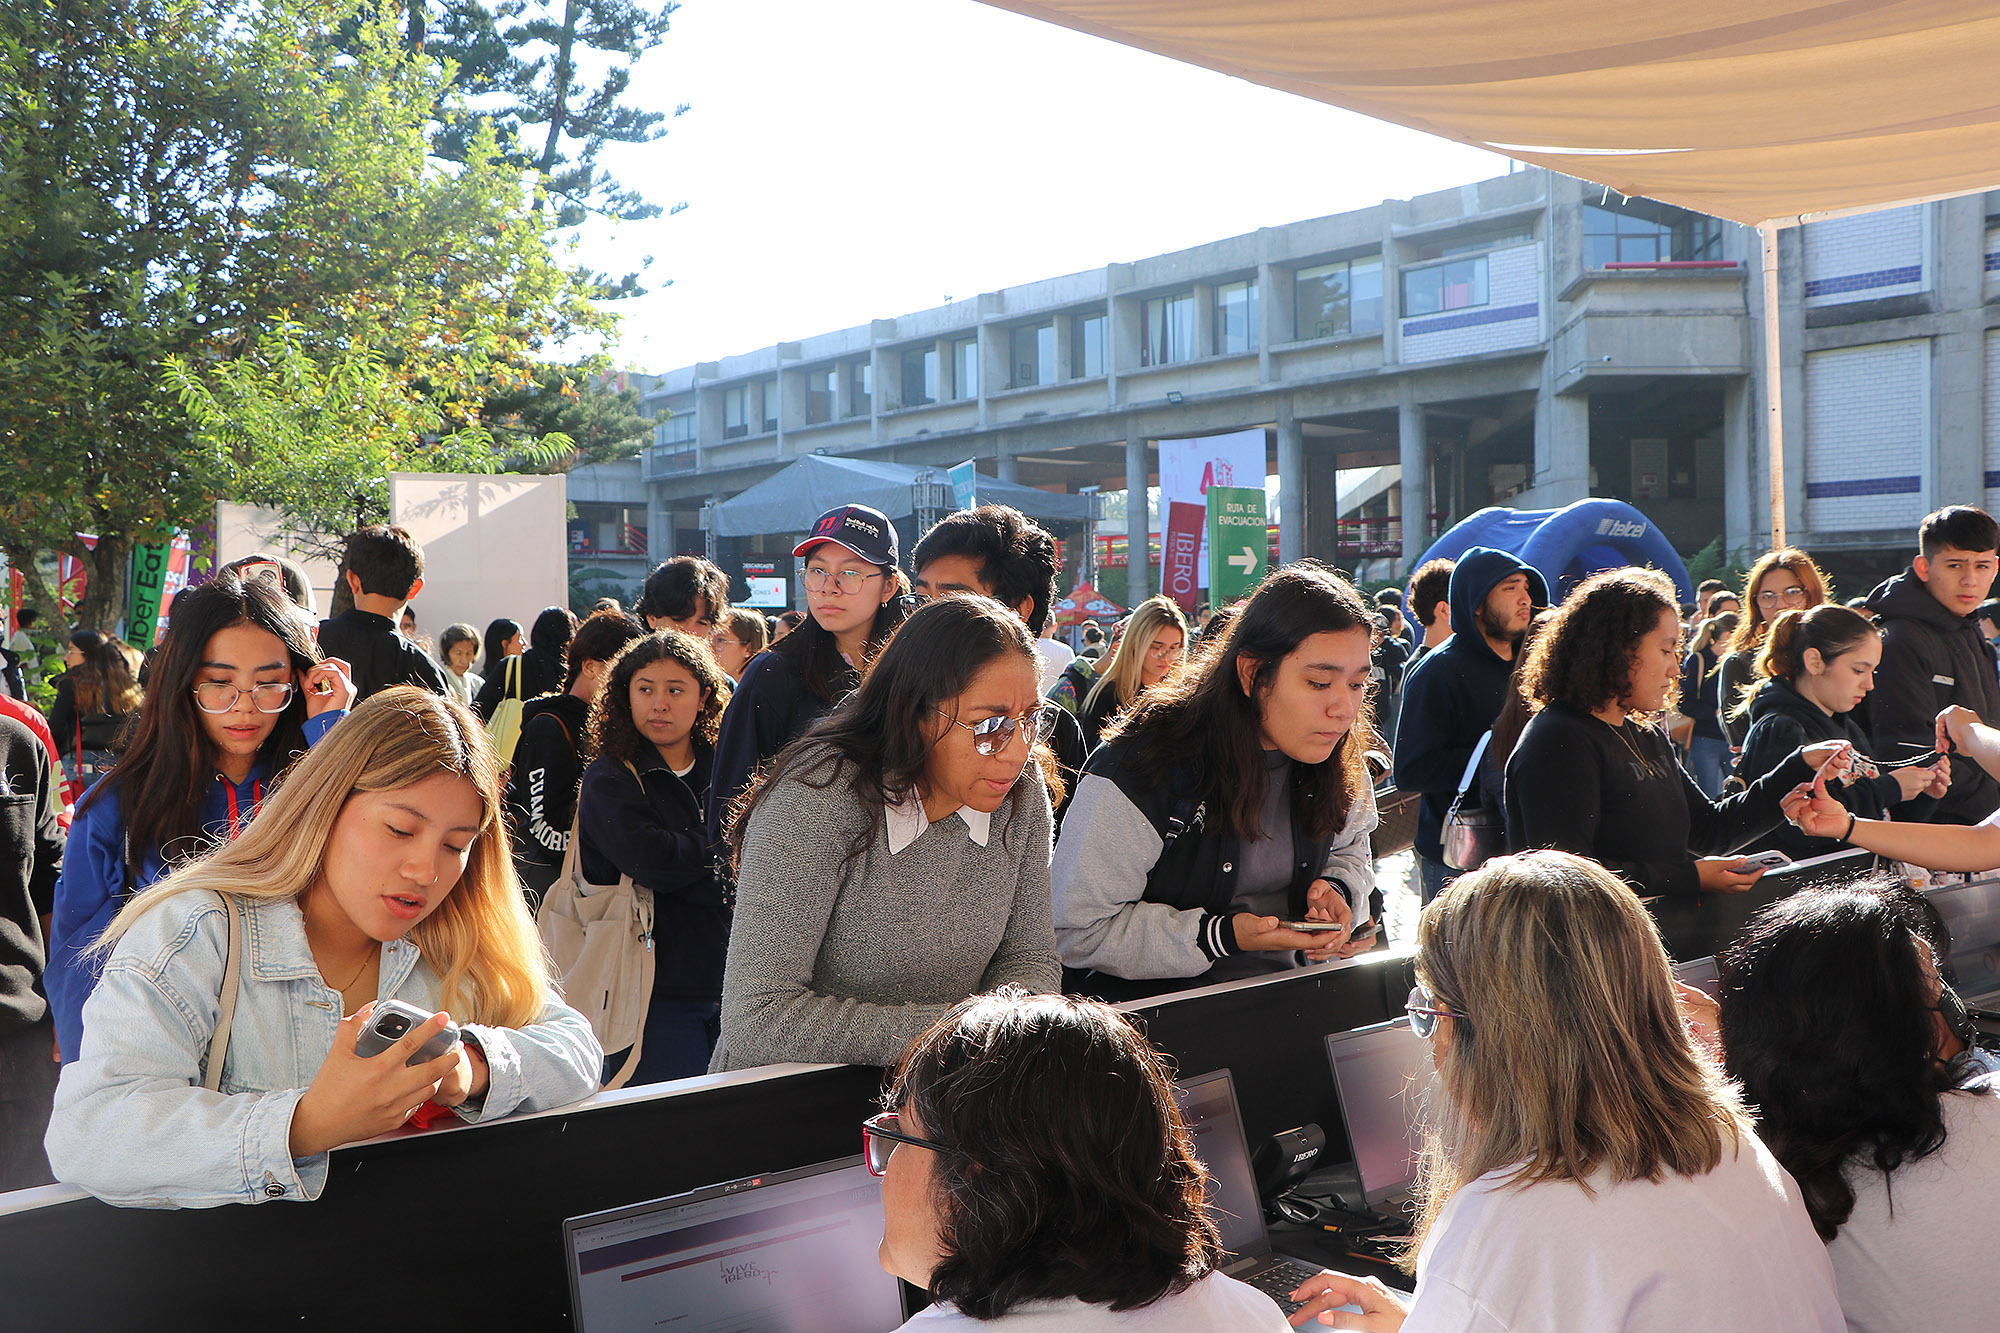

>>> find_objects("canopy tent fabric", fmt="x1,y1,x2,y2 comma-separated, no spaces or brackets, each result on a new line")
1053,581,1126,626
708,452,1090,538
974,1,2000,227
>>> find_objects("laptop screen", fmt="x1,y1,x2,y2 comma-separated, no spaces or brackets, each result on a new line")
1927,878,2000,1005
1673,955,1721,998
1172,1069,1269,1261
562,1157,906,1333
1324,1020,1433,1210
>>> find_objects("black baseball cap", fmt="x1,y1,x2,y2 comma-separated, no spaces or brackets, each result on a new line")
794,504,897,567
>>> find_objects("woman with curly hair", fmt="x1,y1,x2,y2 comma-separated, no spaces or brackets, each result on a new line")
574,630,732,1084
869,988,1287,1330
1502,568,1842,900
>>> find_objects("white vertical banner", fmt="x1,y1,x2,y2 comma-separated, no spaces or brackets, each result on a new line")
1157,430,1267,578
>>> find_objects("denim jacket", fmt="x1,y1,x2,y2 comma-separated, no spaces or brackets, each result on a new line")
45,889,602,1209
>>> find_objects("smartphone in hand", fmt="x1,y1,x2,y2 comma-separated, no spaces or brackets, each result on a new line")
354,999,461,1066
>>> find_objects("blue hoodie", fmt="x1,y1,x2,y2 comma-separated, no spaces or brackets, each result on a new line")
1391,548,1548,861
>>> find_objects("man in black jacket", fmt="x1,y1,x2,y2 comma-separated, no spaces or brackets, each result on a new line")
1393,547,1546,902
0,711,64,1190
1864,505,2000,824
316,524,450,702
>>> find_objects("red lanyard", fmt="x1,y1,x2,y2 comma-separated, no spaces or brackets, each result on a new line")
222,778,263,840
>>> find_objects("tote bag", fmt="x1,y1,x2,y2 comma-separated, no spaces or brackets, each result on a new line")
487,657,526,764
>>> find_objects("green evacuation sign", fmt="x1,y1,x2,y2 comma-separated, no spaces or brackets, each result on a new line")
1206,485,1267,606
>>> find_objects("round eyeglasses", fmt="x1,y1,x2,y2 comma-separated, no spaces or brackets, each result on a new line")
192,682,294,714
803,566,884,595
1755,585,1809,607
861,1111,955,1177
1405,983,1463,1040
937,702,1060,756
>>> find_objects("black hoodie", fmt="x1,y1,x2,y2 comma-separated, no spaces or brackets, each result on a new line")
506,692,592,869
1862,567,2000,824
1392,547,1548,861
1738,678,1901,857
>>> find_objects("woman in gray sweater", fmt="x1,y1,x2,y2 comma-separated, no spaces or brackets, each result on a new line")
711,596,1064,1071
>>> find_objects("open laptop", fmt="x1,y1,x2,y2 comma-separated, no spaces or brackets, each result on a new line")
561,1156,907,1333
1925,877,2000,1007
1673,954,1721,998
1175,1068,1342,1315
1324,1019,1433,1220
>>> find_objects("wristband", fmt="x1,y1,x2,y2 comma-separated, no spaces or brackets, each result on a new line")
1198,911,1246,960
1844,812,1856,843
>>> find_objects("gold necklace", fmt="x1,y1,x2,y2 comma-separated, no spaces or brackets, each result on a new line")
326,946,376,995
1609,717,1661,777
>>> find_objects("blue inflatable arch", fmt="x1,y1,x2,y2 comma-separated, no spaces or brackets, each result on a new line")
1412,498,1693,604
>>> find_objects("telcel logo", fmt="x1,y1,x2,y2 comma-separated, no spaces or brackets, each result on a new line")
1595,518,1648,538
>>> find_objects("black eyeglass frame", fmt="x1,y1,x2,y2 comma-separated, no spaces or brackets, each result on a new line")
862,1111,956,1177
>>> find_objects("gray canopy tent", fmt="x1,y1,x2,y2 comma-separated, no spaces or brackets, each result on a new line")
707,453,1090,540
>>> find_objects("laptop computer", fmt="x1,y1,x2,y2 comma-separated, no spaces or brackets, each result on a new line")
1324,1019,1433,1219
561,1156,907,1333
1673,954,1721,998
1925,877,2000,1006
1175,1067,1341,1316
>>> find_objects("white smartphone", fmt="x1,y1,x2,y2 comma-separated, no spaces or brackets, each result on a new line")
1730,849,1792,872
354,999,461,1066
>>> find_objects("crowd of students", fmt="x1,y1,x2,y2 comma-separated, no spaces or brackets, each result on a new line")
1,497,1997,1331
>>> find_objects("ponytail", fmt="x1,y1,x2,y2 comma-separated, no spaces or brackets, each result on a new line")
1741,605,1877,716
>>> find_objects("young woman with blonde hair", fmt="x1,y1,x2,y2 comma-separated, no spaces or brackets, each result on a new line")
1288,850,1842,1331
45,687,601,1209
1079,595,1188,748
1718,548,1831,751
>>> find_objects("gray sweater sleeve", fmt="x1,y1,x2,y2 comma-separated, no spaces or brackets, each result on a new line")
1049,773,1213,979
977,765,1061,995
1320,780,1380,925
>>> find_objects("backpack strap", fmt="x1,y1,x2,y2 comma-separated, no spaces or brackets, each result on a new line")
202,896,244,1093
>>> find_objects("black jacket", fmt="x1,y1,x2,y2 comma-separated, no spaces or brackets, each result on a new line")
316,610,449,703
473,648,566,721
47,674,126,758
1078,678,1128,752
1393,547,1548,861
1679,647,1727,743
506,693,591,869
706,631,855,849
1505,702,1811,898
1738,678,1902,858
0,712,63,1035
578,747,728,1002
1862,567,2000,823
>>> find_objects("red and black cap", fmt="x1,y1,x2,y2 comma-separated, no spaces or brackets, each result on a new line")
793,503,897,567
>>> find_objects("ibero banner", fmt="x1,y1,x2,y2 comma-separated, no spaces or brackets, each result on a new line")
1157,430,1265,580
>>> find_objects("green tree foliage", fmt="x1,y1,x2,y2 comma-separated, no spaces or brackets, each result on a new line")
0,0,609,628
485,364,652,472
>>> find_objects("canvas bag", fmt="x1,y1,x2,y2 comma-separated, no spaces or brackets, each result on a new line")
1441,731,1505,872
535,762,654,1090
487,657,526,764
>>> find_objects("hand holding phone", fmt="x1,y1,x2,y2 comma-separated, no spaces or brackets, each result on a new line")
289,1002,465,1160
355,999,461,1066
1729,849,1792,873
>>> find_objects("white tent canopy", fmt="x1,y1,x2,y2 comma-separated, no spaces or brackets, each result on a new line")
976,0,2000,227
708,453,1090,539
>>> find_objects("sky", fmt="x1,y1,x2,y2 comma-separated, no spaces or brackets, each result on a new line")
574,0,1511,374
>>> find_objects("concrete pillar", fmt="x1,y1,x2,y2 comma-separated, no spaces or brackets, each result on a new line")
1276,408,1305,566
1722,377,1757,557
646,494,674,565
1125,430,1150,609
1398,402,1429,568
1531,387,1591,506
996,452,1020,484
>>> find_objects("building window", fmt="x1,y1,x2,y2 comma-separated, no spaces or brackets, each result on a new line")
1214,280,1258,354
657,410,695,446
1583,201,1723,268
1142,292,1195,366
805,367,834,424
570,503,649,554
1401,257,1489,317
900,348,938,407
1072,312,1105,378
759,379,778,433
848,362,871,416
1294,256,1384,340
952,337,978,400
723,386,749,439
1010,324,1056,388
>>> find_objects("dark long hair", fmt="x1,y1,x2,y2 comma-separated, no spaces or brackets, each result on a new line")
89,573,318,870
479,619,520,680
730,595,1059,868
887,988,1222,1317
1718,883,1956,1240
1104,561,1373,841
529,606,576,663
68,630,141,716
585,630,730,766
783,564,911,703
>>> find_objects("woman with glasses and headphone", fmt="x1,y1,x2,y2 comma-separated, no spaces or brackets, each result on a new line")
1052,563,1379,1001
1717,548,1831,755
710,595,1062,1071
706,503,909,851
46,574,354,1064
1289,850,1842,1332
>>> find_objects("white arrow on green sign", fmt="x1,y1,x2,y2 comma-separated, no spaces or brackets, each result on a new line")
1206,485,1266,605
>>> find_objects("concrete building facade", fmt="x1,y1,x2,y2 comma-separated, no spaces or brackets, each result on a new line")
606,168,2000,606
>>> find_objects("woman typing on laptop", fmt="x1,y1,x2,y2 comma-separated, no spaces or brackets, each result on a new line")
1286,850,1841,1331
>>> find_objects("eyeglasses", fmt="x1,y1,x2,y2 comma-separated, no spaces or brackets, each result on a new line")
937,702,1060,756
803,566,885,595
192,681,294,714
1405,983,1462,1040
1755,586,1810,607
861,1111,954,1177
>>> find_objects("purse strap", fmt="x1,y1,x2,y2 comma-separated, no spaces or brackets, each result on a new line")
1455,731,1493,799
507,655,523,702
202,896,244,1093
